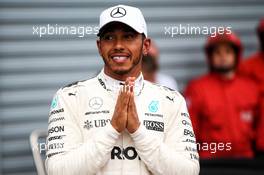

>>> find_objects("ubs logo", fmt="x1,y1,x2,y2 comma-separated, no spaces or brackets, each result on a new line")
83,119,111,130
110,7,126,18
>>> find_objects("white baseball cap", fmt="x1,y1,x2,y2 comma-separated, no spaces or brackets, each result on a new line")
98,4,147,37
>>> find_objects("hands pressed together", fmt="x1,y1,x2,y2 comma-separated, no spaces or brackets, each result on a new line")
111,77,140,133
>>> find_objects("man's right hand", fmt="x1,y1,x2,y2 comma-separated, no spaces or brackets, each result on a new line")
111,80,131,133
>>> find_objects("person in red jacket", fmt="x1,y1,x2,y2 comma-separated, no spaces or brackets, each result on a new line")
184,31,260,159
239,19,264,154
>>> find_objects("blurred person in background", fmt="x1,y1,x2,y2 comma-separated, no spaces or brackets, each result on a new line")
239,19,264,156
184,31,260,159
142,41,178,90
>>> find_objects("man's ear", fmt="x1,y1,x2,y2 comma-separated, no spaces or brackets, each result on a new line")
96,39,102,56
143,37,151,56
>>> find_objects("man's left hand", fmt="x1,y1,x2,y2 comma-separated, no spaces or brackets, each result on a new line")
126,78,140,133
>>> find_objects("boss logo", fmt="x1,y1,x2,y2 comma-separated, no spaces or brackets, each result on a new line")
143,120,164,132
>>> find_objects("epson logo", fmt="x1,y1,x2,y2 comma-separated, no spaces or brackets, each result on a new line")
111,146,140,160
143,120,164,132
48,126,64,134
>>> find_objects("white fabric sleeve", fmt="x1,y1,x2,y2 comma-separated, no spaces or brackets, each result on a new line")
45,89,120,175
131,95,200,175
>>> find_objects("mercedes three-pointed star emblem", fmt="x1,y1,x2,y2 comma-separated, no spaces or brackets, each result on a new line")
110,7,126,18
89,97,103,110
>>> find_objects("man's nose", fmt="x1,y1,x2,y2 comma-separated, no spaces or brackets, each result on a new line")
113,38,124,51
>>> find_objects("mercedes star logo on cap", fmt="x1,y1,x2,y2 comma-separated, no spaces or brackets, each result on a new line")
110,7,126,18
89,97,103,110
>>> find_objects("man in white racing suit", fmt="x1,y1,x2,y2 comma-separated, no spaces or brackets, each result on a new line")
45,4,200,175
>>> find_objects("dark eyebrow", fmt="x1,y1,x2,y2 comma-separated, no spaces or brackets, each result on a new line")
103,28,137,34
99,30,114,39
122,26,138,34
100,30,138,39
101,29,114,35
123,30,138,34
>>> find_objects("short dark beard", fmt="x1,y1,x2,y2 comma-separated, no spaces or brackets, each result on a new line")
113,67,134,75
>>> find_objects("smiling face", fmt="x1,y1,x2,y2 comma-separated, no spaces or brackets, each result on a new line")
97,22,150,80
